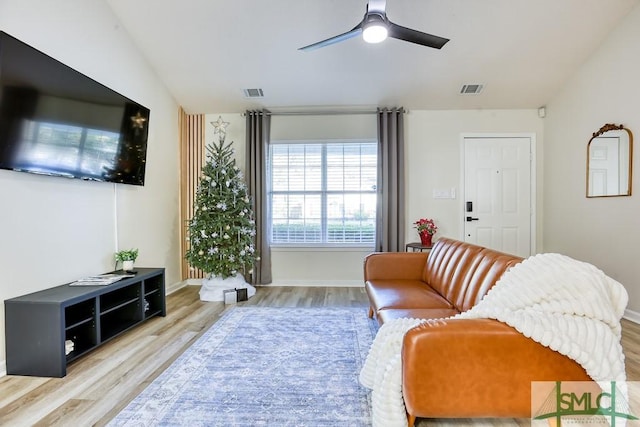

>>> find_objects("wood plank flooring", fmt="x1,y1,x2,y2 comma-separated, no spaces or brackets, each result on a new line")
0,285,637,426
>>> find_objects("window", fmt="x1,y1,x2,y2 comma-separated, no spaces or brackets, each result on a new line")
269,140,377,246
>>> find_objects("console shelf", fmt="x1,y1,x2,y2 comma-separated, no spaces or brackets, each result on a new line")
4,267,165,377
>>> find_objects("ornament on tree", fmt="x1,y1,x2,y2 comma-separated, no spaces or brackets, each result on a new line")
185,117,257,301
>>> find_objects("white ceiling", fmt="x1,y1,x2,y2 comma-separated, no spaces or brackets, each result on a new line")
106,0,639,114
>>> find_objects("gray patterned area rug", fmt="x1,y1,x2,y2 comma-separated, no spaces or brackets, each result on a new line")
109,307,377,426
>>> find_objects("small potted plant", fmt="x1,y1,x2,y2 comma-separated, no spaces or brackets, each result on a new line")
413,218,437,246
115,248,139,272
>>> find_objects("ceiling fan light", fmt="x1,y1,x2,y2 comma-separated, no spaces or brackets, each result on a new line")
363,23,388,43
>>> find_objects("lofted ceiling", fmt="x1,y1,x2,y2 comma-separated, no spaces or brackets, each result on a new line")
105,0,639,114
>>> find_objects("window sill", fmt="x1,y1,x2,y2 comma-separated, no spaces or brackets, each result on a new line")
271,245,374,253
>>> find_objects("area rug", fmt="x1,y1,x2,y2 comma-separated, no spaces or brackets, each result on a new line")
108,307,377,426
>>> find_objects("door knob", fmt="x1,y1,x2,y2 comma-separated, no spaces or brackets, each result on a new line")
466,216,479,222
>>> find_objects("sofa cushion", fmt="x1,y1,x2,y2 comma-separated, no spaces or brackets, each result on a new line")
365,279,453,312
423,238,523,312
377,307,460,324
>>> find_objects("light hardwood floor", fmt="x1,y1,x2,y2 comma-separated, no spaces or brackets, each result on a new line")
0,285,637,427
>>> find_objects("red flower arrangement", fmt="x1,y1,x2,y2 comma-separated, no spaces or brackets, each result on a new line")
414,218,437,235
414,218,437,246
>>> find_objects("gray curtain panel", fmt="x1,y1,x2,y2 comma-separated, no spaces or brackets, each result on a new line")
245,110,272,284
376,107,406,252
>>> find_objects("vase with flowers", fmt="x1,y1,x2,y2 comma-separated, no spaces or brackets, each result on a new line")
413,218,437,247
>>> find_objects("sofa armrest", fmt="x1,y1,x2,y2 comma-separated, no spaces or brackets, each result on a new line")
402,318,591,419
364,252,429,281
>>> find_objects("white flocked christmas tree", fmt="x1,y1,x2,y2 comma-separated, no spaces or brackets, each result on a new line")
185,116,257,301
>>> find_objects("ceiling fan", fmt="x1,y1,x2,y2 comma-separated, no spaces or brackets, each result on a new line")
299,0,449,51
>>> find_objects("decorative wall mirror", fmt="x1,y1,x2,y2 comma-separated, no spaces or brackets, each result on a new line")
587,123,633,197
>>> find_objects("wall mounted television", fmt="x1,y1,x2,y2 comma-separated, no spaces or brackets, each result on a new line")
0,31,150,186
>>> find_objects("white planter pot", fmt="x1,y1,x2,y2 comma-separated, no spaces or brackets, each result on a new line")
122,260,134,271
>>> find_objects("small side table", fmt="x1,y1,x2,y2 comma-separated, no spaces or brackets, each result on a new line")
406,242,433,252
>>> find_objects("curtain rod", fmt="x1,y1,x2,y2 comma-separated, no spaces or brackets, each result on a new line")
271,110,377,116
241,108,406,117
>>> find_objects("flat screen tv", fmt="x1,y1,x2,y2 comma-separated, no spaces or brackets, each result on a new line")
0,31,150,186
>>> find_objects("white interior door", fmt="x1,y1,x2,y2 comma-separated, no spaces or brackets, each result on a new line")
463,136,532,257
588,136,620,196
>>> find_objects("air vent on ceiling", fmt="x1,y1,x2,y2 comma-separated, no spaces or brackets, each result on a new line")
243,88,264,98
460,84,484,95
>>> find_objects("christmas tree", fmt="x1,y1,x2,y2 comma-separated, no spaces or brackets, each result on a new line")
185,118,257,281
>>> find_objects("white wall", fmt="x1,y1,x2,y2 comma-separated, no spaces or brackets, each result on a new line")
0,0,180,369
405,110,544,248
544,4,640,312
203,110,543,286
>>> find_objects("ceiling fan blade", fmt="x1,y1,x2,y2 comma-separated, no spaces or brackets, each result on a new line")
367,0,386,13
299,25,363,52
388,21,449,49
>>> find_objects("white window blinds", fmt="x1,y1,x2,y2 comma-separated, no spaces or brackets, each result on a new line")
269,140,377,245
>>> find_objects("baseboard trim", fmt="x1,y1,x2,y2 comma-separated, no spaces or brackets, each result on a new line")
186,279,364,287
166,280,188,295
624,308,640,324
261,280,364,287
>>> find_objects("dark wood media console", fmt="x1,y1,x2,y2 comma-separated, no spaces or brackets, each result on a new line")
4,268,165,377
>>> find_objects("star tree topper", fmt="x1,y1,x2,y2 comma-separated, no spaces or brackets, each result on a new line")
211,116,230,139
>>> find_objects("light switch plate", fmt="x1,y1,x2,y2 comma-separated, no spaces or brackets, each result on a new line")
433,188,456,199
433,189,449,199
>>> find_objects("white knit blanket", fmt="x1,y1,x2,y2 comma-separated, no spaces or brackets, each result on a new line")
359,253,628,427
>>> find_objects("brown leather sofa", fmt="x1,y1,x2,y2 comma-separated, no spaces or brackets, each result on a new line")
364,237,591,426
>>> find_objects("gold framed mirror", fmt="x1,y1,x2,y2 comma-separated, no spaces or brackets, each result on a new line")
586,123,633,197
